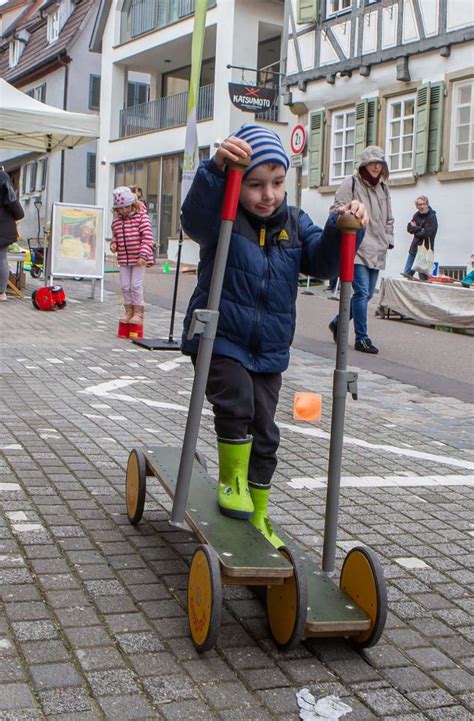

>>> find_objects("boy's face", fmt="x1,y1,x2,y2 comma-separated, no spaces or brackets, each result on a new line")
240,163,286,218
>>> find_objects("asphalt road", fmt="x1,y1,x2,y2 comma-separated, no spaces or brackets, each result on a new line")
105,266,473,403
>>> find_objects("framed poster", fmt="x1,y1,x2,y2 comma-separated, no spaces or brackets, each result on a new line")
50,202,104,279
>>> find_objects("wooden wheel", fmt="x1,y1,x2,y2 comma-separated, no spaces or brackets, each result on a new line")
266,546,307,650
188,545,222,653
126,449,147,525
340,546,387,648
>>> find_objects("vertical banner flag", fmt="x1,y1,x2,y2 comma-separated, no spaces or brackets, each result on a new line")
181,0,208,205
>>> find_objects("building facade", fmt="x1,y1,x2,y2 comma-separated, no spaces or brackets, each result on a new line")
283,0,474,278
90,0,294,256
0,0,101,242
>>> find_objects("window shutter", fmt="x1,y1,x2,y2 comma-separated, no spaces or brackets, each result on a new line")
89,75,100,110
87,153,96,187
309,110,325,187
297,0,319,24
414,83,431,176
427,81,444,173
354,99,368,171
366,97,379,146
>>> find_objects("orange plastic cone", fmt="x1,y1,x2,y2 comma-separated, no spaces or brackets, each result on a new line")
293,392,322,422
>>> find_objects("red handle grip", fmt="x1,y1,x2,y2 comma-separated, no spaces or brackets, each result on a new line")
221,167,245,221
339,230,356,282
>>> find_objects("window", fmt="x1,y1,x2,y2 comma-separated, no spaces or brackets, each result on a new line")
450,79,474,170
39,158,47,190
28,163,37,193
330,108,355,183
89,75,101,110
386,94,416,174
127,81,149,107
47,0,73,44
87,153,96,188
26,83,46,102
9,39,24,68
21,166,27,195
327,0,351,17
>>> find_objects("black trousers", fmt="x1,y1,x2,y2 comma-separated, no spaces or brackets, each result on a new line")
194,356,282,487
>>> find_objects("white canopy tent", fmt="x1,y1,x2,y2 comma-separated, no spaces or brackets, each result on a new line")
0,79,103,298
0,78,99,153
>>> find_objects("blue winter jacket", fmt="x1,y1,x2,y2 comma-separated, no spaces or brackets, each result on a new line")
181,159,363,373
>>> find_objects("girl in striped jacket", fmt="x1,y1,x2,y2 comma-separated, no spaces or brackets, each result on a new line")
110,186,154,326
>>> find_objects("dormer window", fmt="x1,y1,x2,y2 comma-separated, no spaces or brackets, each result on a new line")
8,30,29,68
47,0,73,44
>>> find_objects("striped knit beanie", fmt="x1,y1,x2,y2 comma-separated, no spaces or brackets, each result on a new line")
233,124,290,177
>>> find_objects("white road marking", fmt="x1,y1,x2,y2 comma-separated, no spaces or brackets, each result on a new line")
1,444,22,450
81,378,212,416
395,557,431,569
6,511,28,522
279,422,474,471
13,523,44,533
288,474,474,489
81,379,473,471
0,482,21,492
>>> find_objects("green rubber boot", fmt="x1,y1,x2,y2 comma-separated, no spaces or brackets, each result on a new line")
217,437,254,520
249,484,284,549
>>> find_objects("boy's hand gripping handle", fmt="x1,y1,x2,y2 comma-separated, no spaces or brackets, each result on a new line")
221,158,250,221
336,211,361,282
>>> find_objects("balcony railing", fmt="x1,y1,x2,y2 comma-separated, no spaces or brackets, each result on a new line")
121,0,215,43
119,83,214,138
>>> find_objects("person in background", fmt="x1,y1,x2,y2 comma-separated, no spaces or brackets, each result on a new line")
110,186,154,327
0,169,24,302
129,185,147,211
328,146,394,354
402,195,438,281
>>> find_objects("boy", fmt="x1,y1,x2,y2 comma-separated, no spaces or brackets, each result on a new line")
181,124,367,548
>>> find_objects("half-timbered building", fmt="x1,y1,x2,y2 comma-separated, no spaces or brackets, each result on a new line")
283,0,474,278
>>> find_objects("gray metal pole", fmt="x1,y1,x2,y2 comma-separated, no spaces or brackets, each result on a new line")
322,278,352,572
170,219,234,526
322,214,360,573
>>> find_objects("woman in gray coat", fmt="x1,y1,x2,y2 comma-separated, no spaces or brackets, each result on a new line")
0,169,24,301
329,146,394,354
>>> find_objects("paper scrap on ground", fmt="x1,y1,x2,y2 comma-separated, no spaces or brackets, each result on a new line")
296,689,352,721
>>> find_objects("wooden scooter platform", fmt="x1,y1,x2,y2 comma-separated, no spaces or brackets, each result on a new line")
273,525,371,637
143,446,293,584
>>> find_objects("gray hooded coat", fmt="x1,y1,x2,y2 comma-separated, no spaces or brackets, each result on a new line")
330,146,394,270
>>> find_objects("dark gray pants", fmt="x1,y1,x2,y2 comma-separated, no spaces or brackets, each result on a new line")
195,356,282,487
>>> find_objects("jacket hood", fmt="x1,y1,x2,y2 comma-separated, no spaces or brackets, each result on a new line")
0,170,12,187
357,145,389,180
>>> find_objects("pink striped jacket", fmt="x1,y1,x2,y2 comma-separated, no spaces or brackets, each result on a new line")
111,208,154,266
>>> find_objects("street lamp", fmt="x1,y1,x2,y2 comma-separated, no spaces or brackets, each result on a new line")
33,197,42,239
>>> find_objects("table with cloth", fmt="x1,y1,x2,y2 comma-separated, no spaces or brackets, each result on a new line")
378,277,474,329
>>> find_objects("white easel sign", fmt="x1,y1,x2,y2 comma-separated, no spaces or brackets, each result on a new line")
50,202,105,300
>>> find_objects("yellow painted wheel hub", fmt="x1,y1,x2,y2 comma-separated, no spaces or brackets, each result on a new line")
125,449,146,525
126,453,139,517
266,547,307,649
187,545,222,652
340,546,387,647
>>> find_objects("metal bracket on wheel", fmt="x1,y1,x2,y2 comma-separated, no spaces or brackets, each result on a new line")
333,369,358,401
187,308,219,340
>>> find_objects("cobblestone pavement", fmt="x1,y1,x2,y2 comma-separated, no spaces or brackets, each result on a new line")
1,281,473,720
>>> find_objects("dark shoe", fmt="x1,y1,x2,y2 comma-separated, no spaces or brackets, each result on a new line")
328,320,338,343
355,338,379,354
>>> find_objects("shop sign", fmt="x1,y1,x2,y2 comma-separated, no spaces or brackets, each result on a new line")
228,83,277,113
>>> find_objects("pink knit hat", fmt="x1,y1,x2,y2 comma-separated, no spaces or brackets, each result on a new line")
112,186,135,208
